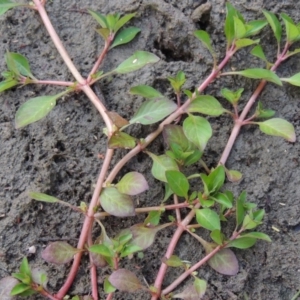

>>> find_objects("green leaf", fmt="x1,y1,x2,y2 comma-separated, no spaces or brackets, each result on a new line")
116,172,149,196
10,283,32,296
89,244,115,257
163,125,196,152
228,68,282,86
29,192,59,203
236,191,246,226
234,38,259,50
242,214,259,230
41,242,80,265
5,52,35,79
196,208,221,231
165,170,189,198
167,71,186,93
114,13,136,34
15,93,65,128
163,255,183,267
0,78,18,92
244,20,268,37
108,132,136,149
210,230,225,245
194,30,214,56
225,3,242,47
147,153,179,182
251,45,268,62
129,98,177,125
106,13,118,31
104,277,116,293
115,51,160,74
130,84,163,98
0,0,23,16
281,72,300,86
262,10,282,43
286,48,300,58
96,28,110,40
187,95,226,116
110,27,141,48
100,187,135,217
208,248,239,275
225,168,243,182
88,9,108,28
163,183,174,202
19,257,31,278
221,87,244,105
227,237,257,249
234,16,246,39
255,101,275,119
144,210,161,226
213,192,233,208
183,115,212,151
281,13,300,43
258,118,296,142
241,232,271,242
203,165,225,195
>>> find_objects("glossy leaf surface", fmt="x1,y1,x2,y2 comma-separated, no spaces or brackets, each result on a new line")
116,172,149,195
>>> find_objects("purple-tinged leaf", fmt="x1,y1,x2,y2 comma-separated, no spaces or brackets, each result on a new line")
0,276,19,300
129,223,171,251
225,168,243,182
106,111,129,128
100,187,135,217
41,242,80,265
31,268,48,289
173,277,206,299
208,248,239,275
109,269,145,292
90,251,107,268
116,172,149,196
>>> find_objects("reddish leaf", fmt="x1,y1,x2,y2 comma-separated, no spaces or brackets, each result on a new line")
208,248,239,275
31,268,48,288
106,111,129,128
100,187,135,217
0,276,19,300
109,269,144,292
41,242,80,265
173,278,206,300
116,172,149,195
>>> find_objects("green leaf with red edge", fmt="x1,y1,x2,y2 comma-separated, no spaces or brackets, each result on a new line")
226,237,257,249
110,27,141,49
130,84,163,98
15,92,66,128
108,131,136,149
165,170,189,198
187,95,226,116
116,172,149,196
183,115,212,151
148,152,179,182
262,10,282,43
0,276,19,299
129,98,177,125
208,248,239,275
0,1,23,16
0,78,18,92
100,187,135,217
195,208,221,231
109,269,145,293
257,118,296,142
41,241,80,265
115,51,160,74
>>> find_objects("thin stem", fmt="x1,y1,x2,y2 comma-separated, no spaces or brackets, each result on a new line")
219,42,290,165
32,0,113,133
30,79,74,86
173,194,181,222
106,293,114,300
87,226,98,300
94,201,197,219
56,149,114,299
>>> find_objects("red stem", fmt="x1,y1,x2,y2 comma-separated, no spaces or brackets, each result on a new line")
88,226,98,300
218,42,290,165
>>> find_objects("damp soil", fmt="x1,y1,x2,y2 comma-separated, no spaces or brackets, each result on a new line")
1,1,300,299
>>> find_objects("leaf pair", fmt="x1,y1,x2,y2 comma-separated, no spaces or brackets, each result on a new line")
88,10,140,48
